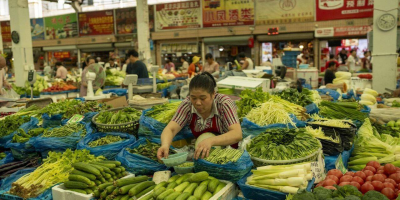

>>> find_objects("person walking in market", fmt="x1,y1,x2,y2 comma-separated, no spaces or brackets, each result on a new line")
163,57,175,73
324,61,336,85
157,72,243,160
188,56,202,77
202,53,220,78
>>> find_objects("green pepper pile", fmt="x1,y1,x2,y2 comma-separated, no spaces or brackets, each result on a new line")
0,115,31,138
95,107,141,125
88,135,125,147
12,128,46,143
127,139,174,162
42,123,86,137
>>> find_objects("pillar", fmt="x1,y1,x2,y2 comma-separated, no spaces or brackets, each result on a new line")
313,38,319,69
136,0,152,67
372,0,398,93
0,25,3,54
9,0,34,87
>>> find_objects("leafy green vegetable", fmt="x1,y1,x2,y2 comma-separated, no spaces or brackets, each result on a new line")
0,115,31,138
11,128,46,143
96,107,141,124
0,152,6,159
105,68,126,86
274,88,313,107
333,185,362,198
63,101,111,119
392,100,400,107
145,101,181,124
88,135,125,147
236,87,270,119
127,139,174,162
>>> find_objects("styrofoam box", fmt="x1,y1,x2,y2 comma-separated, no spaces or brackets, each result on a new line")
138,180,237,200
52,174,135,200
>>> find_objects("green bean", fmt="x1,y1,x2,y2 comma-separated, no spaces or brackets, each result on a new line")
42,123,86,137
88,135,124,147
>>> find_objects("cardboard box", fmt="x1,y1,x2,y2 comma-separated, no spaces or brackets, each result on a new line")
97,96,128,108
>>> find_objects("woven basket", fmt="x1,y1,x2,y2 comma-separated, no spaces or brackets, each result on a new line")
250,148,322,167
92,107,140,138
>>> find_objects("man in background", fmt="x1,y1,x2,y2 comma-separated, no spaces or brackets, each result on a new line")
238,52,254,70
126,50,149,78
324,61,336,85
323,54,340,72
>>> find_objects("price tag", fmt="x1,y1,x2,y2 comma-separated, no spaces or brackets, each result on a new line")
67,114,84,124
311,150,326,183
335,153,348,174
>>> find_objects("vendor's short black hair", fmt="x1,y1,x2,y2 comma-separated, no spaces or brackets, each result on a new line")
328,61,336,68
205,53,213,59
55,62,62,67
329,54,335,59
238,52,246,58
189,72,216,94
127,50,139,58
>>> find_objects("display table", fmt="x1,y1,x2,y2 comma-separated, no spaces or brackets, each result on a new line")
40,90,80,102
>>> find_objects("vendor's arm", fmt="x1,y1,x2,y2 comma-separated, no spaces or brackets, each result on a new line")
242,60,249,69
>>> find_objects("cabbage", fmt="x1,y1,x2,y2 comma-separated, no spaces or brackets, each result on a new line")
105,69,126,86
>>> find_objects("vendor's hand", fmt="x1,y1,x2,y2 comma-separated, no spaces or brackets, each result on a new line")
157,145,170,160
194,138,213,160
393,89,400,97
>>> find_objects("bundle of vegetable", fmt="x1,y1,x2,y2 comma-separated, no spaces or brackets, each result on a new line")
63,161,128,195
0,115,31,138
373,121,400,138
305,126,340,143
236,87,270,119
12,76,48,96
143,171,227,200
105,68,126,86
88,135,125,147
127,139,174,162
247,128,321,161
11,128,45,143
393,101,400,108
9,149,104,198
0,157,40,179
63,101,112,119
42,123,85,137
246,100,297,127
95,107,141,124
204,148,244,165
319,101,368,121
145,101,181,124
274,88,313,107
13,105,41,117
247,162,313,194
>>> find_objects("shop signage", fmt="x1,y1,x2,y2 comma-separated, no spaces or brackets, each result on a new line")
255,0,314,25
30,18,45,41
44,13,78,40
202,0,254,27
0,21,11,43
316,0,374,21
115,6,155,35
54,51,71,59
155,1,202,31
315,25,371,38
79,10,114,36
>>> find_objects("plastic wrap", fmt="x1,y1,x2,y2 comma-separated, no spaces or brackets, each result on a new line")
42,113,63,128
194,150,253,182
4,118,39,160
305,103,319,114
77,132,136,160
116,138,169,175
316,88,340,100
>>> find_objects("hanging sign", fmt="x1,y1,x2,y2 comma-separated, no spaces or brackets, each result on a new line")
316,0,374,21
155,0,202,31
79,10,114,36
1,21,11,43
115,6,155,35
202,0,254,27
44,13,78,40
30,18,45,41
315,25,372,38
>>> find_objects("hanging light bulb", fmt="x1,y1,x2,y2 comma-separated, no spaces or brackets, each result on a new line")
299,45,304,49
219,46,224,51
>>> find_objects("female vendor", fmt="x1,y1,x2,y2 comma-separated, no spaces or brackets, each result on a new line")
157,72,243,160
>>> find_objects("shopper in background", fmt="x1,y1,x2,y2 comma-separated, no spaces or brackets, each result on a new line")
238,52,254,70
164,57,175,73
324,61,336,85
104,58,119,70
346,49,359,72
188,56,202,77
180,57,189,73
121,57,129,72
55,62,68,80
338,49,348,64
126,50,149,78
361,51,372,70
0,56,11,95
323,54,340,72
43,63,52,76
202,53,219,77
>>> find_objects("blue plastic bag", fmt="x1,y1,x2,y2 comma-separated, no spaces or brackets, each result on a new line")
116,138,169,175
241,115,306,138
316,88,340,101
29,122,92,158
103,89,127,96
0,117,39,147
325,146,354,172
0,152,13,166
42,113,63,128
305,103,319,114
139,109,194,141
194,150,253,182
5,118,39,160
78,132,136,160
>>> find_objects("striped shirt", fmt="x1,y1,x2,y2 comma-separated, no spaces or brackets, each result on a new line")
172,93,239,134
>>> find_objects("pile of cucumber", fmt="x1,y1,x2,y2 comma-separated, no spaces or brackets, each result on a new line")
63,161,128,195
94,176,155,200
142,171,227,200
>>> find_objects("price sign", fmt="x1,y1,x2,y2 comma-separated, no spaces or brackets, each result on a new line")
311,150,326,183
67,114,84,124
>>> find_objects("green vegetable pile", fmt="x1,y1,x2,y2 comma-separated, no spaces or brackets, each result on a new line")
319,101,368,121
105,68,126,86
88,135,125,147
373,123,400,138
12,76,48,96
38,100,83,117
247,128,321,160
96,107,141,125
177,162,194,167
0,115,31,138
236,87,270,119
157,82,172,90
204,148,243,164
0,152,6,159
127,139,174,162
392,100,400,107
274,88,313,107
12,128,46,143
63,101,111,119
42,123,86,137
145,101,181,124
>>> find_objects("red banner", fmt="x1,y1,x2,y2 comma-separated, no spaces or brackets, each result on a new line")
316,0,374,21
54,51,71,59
78,10,114,36
1,21,11,43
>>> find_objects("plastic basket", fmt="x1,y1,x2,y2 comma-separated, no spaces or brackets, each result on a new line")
161,152,188,167
92,107,140,138
249,148,322,167
174,162,194,174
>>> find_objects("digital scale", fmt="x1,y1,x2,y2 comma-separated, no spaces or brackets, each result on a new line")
132,66,160,94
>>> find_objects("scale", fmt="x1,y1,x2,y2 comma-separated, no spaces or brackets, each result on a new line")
83,72,108,100
124,74,138,101
132,66,160,94
217,76,270,92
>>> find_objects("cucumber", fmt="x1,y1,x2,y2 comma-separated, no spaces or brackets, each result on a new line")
67,189,87,194
183,183,198,195
94,189,100,197
201,191,212,200
153,187,166,198
100,190,108,199
165,191,181,200
64,181,89,189
71,169,97,180
91,162,117,169
106,185,116,194
115,176,148,187
156,189,174,200
113,176,118,180
108,178,114,182
166,182,178,190
174,182,190,193
97,160,121,166
136,185,156,198
114,195,123,200
119,183,138,194
94,180,102,186
176,192,191,200
117,173,123,179
119,166,126,172
176,173,193,185
121,194,130,200
91,163,113,173
98,182,113,190
100,177,106,183
68,174,92,185
129,181,156,196
213,183,226,195
104,173,112,179
168,175,180,183
155,182,168,191
187,196,198,200
72,163,101,176
207,179,220,193
140,193,155,200
187,172,209,183
193,185,207,199
88,163,105,172
89,181,96,187
113,167,122,173
113,188,120,195
199,180,210,187
84,188,93,194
